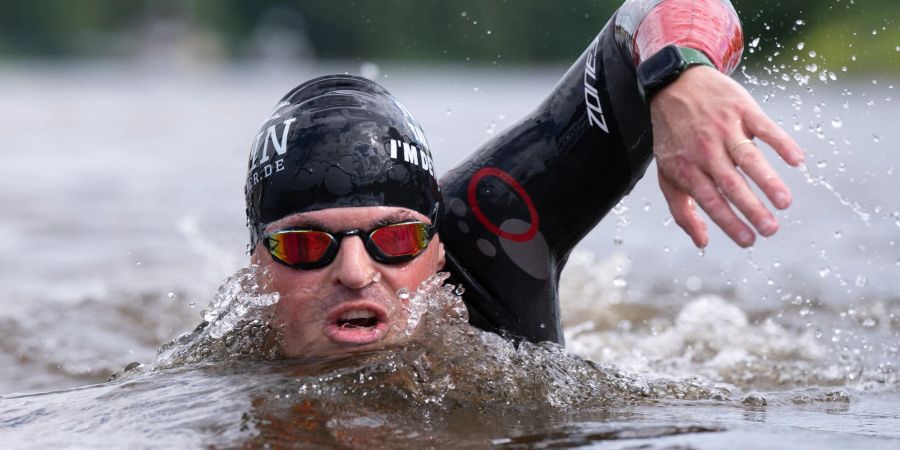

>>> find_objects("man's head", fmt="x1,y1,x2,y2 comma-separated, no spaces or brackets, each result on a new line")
244,75,444,358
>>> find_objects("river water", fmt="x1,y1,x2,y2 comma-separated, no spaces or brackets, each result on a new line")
0,58,898,448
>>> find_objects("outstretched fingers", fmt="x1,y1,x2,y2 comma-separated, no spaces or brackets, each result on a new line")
658,169,708,248
726,132,794,210
744,108,805,166
708,151,778,237
679,164,756,248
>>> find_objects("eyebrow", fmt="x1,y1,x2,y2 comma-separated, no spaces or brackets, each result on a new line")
273,217,329,231
372,211,422,228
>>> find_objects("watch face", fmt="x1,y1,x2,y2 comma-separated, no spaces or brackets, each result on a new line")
638,45,686,90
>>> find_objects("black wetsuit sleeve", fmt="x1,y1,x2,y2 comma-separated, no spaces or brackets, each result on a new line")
438,0,742,345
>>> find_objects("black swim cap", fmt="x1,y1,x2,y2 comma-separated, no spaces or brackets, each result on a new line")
245,75,440,247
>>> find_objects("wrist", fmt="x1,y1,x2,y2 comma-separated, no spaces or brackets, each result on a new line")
637,45,715,103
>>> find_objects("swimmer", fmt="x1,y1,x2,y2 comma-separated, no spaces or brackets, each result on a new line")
246,0,804,356
247,76,445,357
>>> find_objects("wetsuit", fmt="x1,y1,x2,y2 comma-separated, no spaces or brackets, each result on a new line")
438,0,743,344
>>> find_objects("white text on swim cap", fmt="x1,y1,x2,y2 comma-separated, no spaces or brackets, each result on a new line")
246,117,295,189
249,117,297,171
387,138,436,178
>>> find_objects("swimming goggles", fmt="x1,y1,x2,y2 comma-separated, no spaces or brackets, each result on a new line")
264,220,436,269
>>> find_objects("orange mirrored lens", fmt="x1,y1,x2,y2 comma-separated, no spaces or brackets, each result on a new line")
369,222,428,257
268,231,334,264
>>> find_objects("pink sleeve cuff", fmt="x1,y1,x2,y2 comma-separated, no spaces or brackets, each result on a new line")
627,0,744,74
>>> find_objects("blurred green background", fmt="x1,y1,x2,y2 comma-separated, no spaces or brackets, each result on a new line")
0,0,897,71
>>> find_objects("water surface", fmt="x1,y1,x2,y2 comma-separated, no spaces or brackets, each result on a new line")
0,61,898,447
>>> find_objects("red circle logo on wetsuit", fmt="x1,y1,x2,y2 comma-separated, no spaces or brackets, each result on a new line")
466,167,539,243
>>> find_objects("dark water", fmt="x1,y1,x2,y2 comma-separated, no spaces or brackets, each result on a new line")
0,52,898,447
4,272,896,448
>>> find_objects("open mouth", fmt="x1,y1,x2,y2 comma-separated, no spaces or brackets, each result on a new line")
336,309,380,328
324,304,389,345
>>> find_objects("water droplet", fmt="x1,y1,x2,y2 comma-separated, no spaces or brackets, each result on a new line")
805,63,818,73
817,160,827,168
796,41,805,50
613,275,627,287
873,134,881,143
749,37,760,48
686,276,702,291
486,30,492,35
472,87,479,92
831,117,842,128
445,109,453,116
460,11,467,17
643,202,651,211
189,301,196,308
397,288,410,300
818,267,831,278
855,276,868,287
833,230,843,239
795,19,805,26
167,292,176,299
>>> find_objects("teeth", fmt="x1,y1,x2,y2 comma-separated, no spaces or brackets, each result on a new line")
339,309,376,321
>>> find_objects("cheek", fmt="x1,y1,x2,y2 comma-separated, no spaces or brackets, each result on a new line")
254,253,331,321
380,246,441,292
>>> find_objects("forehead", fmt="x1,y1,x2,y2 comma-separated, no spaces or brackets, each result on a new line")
264,206,429,232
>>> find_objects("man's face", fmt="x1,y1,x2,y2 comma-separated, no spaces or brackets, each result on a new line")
252,206,445,358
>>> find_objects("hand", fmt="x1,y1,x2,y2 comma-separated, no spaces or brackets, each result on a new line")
650,65,805,248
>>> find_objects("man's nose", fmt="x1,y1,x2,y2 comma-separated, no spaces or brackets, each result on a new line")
331,235,378,289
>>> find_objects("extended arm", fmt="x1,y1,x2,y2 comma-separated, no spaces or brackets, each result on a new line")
439,0,803,344
619,0,804,247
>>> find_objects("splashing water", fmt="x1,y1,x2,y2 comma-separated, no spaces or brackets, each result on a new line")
108,268,742,408
121,266,280,374
8,263,889,448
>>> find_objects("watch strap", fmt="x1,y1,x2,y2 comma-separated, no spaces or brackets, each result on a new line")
637,45,715,103
678,47,714,69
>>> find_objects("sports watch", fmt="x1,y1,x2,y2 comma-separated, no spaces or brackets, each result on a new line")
636,45,715,103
